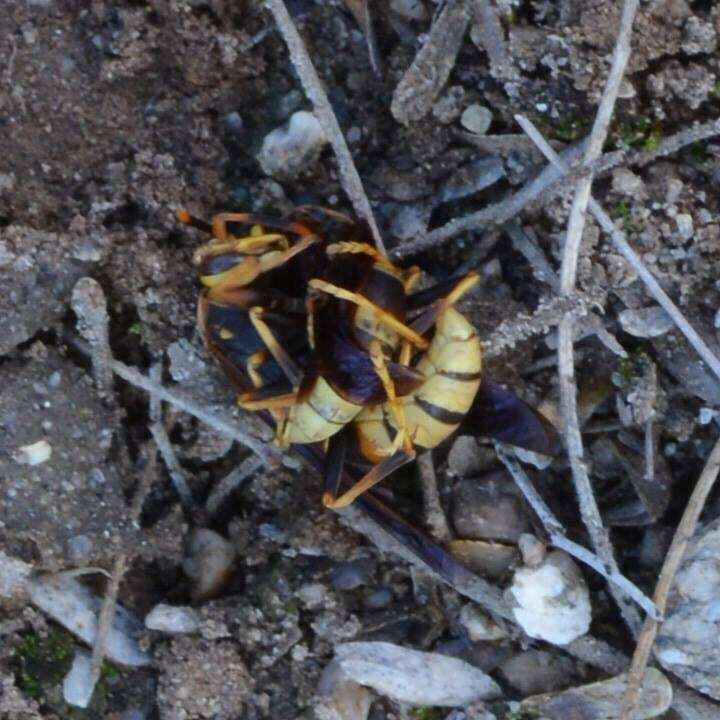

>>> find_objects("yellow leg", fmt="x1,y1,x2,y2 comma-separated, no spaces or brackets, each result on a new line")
411,272,480,336
368,341,413,454
246,350,267,389
402,265,422,293
211,212,315,241
326,242,398,272
237,392,297,411
248,307,301,387
309,278,429,350
322,447,415,508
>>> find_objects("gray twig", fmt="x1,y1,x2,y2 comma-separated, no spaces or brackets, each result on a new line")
503,220,558,290
515,116,720,384
416,452,452,543
496,445,659,620
264,0,384,252
471,0,510,77
148,364,195,512
396,117,720,257
206,455,263,517
620,433,720,720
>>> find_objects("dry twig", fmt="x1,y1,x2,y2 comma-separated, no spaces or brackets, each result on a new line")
264,0,384,251
496,446,659,619
515,116,720,384
206,455,263,517
416,453,452,543
471,0,509,77
620,434,720,719
148,364,195,511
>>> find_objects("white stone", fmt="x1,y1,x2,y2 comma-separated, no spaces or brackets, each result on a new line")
257,111,328,180
676,213,694,240
509,551,591,645
619,306,674,338
460,104,492,135
334,641,501,707
0,551,32,603
63,650,94,708
182,528,237,603
14,439,52,465
145,604,200,635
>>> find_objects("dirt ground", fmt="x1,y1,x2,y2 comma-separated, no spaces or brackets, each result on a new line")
2,0,720,718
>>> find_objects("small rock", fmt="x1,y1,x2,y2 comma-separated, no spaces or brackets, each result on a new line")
66,535,94,565
681,16,717,55
0,551,32,605
13,439,52,466
675,213,694,240
145,604,200,635
509,551,591,645
656,517,720,699
619,306,673,338
611,168,644,197
330,559,375,591
63,649,95,709
698,407,719,425
30,574,150,667
521,668,672,720
448,539,519,579
517,533,546,567
334,641,502,707
257,110,328,180
432,86,465,124
460,104,493,135
316,659,372,720
453,472,530,542
459,604,508,641
388,202,430,240
364,587,392,610
182,528,237,603
447,436,495,478
500,650,577,696
389,0,428,21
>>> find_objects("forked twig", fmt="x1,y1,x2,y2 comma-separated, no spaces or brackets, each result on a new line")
515,116,720,384
416,452,452,543
264,0,384,252
496,446,659,619
620,434,720,720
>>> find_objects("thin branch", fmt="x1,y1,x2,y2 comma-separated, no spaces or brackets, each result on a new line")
205,455,263,517
148,364,195,512
264,0,384,252
472,0,510,78
89,553,127,683
396,116,720,257
515,115,720,384
496,446,659,620
620,433,720,720
109,358,282,466
416,452,452,543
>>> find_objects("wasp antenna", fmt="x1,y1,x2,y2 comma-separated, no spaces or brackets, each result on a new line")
177,208,213,234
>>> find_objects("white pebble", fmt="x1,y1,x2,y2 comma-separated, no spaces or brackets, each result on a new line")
63,650,94,708
334,641,501,707
460,104,492,135
509,551,591,645
619,306,674,338
676,213,694,240
145,603,200,635
182,528,237,602
14,439,52,466
257,111,328,180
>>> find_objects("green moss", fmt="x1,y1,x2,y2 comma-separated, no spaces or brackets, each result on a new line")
615,117,662,151
17,669,42,699
16,633,41,659
690,141,709,162
128,321,143,334
551,116,590,143
410,709,444,720
610,200,641,233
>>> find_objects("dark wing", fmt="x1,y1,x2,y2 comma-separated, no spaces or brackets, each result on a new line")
466,378,561,456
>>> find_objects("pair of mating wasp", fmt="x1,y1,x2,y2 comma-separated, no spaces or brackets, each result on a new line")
178,206,557,517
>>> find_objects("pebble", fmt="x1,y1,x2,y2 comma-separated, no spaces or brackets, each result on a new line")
447,435,494,477
145,603,200,635
317,659,372,720
460,104,493,135
509,551,591,645
500,650,577,696
330,559,375,591
257,110,328,180
521,668,672,719
30,573,150,667
13,439,52,466
459,604,508,641
448,539,519,579
389,0,428,21
452,472,530,543
619,306,674,338
675,213,694,240
364,587,393,610
611,167,645,197
182,528,237,603
66,535,94,565
334,641,501,707
656,517,720,699
0,550,32,605
432,86,465,124
517,533,546,567
63,649,94,708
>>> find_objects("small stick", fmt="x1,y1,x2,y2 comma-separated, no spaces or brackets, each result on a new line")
496,445,659,620
396,116,720,257
502,220,559,289
109,358,281,466
206,455,263,517
148,364,195,512
88,553,127,690
472,0,509,77
620,434,720,720
416,452,452,543
264,0,384,253
515,115,720,384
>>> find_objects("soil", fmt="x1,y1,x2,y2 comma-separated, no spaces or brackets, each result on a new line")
2,1,720,718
